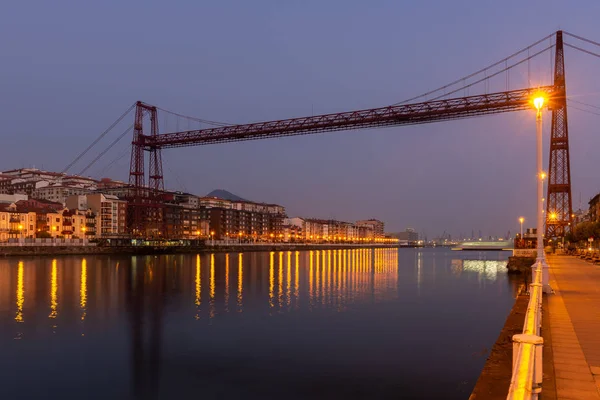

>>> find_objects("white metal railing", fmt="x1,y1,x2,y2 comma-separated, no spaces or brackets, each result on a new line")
506,262,544,399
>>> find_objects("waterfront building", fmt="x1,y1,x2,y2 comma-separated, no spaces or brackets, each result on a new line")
66,194,127,238
356,219,385,238
0,168,98,197
0,203,36,241
33,184,93,204
15,198,63,212
588,193,600,223
396,228,419,243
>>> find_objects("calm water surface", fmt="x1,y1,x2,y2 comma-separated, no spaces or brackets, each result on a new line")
0,248,522,400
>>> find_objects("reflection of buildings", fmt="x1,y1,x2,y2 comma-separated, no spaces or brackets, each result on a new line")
451,259,508,282
0,248,401,396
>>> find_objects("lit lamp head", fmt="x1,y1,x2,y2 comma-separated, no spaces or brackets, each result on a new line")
18,224,23,230
519,217,524,224
533,96,545,111
550,212,558,220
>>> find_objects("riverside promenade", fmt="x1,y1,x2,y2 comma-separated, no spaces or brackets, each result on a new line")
546,255,600,399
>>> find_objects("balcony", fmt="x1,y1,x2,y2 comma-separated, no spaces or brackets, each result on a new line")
62,221,72,226
9,216,21,223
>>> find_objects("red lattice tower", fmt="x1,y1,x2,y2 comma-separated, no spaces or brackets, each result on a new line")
128,101,164,236
545,30,573,238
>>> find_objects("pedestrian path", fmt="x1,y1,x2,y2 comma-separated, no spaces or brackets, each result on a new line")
546,255,600,399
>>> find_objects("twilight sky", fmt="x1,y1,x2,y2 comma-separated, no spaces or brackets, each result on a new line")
2,1,600,238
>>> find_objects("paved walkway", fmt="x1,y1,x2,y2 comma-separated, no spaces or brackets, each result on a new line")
546,255,600,399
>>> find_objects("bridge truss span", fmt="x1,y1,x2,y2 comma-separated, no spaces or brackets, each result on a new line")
147,87,557,149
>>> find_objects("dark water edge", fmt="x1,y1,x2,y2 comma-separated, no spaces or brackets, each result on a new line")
0,249,521,400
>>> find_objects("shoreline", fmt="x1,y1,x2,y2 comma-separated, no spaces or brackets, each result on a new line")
468,288,529,399
0,243,403,257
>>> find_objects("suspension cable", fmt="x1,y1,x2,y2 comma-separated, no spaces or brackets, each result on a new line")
569,99,600,110
156,106,232,127
61,103,135,174
94,147,131,178
428,44,554,101
77,125,134,176
392,33,554,105
564,42,600,59
568,103,600,117
564,31,600,48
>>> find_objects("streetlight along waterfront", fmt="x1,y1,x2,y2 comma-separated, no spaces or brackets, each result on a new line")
519,217,524,238
533,94,552,293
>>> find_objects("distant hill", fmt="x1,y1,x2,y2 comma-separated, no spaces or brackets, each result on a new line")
205,189,248,202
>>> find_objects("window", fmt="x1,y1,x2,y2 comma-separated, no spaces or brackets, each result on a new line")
56,218,60,223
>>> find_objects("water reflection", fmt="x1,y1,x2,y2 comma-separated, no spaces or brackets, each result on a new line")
451,259,508,282
0,249,518,400
80,258,87,321
49,259,58,320
237,253,243,312
15,261,23,323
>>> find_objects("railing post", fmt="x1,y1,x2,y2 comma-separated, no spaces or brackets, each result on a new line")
512,334,544,394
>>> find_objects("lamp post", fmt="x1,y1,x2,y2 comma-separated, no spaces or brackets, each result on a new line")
519,217,524,238
210,231,215,246
81,227,87,246
18,224,23,245
533,95,551,293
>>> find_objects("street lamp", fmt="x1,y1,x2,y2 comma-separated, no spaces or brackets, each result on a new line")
81,226,87,245
533,94,551,293
519,217,524,238
18,224,23,244
210,231,215,246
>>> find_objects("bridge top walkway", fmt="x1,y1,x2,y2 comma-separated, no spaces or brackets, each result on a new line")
546,255,600,399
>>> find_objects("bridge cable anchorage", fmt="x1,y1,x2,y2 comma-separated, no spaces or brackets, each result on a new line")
61,102,135,174
392,33,553,105
78,124,134,176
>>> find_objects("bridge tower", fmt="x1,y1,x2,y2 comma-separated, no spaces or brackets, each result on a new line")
128,101,164,236
546,30,573,238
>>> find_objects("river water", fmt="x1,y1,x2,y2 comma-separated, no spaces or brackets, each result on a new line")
0,248,521,400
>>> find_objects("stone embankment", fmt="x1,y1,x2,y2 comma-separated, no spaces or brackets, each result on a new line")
0,243,400,257
506,256,536,273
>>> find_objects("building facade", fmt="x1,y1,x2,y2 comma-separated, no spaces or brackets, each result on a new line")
356,219,385,238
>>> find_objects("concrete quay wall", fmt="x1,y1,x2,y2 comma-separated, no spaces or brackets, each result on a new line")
0,243,401,257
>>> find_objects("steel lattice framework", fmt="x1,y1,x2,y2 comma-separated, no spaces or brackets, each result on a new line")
148,87,555,149
128,86,558,235
546,31,573,238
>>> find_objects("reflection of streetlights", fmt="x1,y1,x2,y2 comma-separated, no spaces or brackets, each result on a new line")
519,217,524,239
533,94,551,293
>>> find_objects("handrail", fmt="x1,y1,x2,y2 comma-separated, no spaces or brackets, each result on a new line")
506,261,544,400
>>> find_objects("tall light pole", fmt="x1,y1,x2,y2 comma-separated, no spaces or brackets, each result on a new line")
533,95,552,293
519,217,524,239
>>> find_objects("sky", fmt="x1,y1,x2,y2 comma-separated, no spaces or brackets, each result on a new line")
2,0,600,238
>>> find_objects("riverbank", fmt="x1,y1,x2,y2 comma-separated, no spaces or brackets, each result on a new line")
0,243,401,257
469,286,529,399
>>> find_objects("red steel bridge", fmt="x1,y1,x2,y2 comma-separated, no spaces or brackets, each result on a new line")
65,30,600,238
